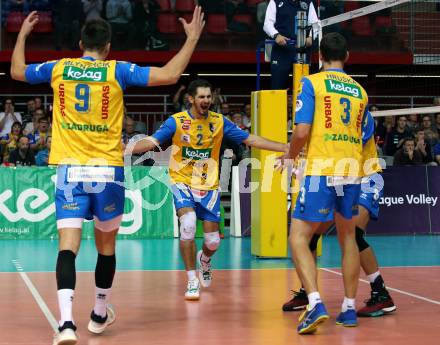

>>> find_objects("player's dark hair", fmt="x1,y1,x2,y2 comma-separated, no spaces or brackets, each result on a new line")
403,137,415,145
187,79,212,97
81,19,111,52
320,32,348,62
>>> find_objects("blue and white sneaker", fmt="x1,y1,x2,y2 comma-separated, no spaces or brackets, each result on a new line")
336,309,358,327
297,303,329,334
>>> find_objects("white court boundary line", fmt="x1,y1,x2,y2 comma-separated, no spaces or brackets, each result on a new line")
321,267,440,306
11,259,59,332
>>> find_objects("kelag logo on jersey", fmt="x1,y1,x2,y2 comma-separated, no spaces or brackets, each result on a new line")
325,80,361,99
62,66,107,82
182,147,212,160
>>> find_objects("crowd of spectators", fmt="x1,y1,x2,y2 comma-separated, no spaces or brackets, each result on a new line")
374,98,440,167
0,96,51,166
2,0,168,50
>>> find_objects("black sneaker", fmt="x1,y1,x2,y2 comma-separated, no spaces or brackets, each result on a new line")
282,288,308,311
357,290,397,317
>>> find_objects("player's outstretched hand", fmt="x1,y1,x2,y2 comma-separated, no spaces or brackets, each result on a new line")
179,6,205,41
19,11,39,37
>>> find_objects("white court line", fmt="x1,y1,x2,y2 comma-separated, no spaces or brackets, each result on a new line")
11,259,59,332
321,267,440,306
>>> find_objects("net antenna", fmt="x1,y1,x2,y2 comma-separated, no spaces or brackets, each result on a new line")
317,0,412,69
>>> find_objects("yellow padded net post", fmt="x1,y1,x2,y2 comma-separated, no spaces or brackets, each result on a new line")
251,90,288,257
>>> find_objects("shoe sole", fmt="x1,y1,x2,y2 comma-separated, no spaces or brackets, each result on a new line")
56,340,77,345
282,305,307,312
357,305,397,318
298,315,329,334
88,306,116,334
185,295,200,301
336,321,358,327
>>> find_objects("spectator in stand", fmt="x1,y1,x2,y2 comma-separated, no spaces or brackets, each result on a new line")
385,115,411,156
106,0,135,50
393,137,423,166
434,141,440,165
22,98,36,130
53,0,83,50
220,102,231,119
420,115,439,150
82,0,103,21
211,87,225,113
0,121,23,163
8,136,35,166
134,0,168,50
231,112,247,131
375,115,394,148
414,129,434,164
36,135,52,166
406,114,419,133
173,85,190,112
434,113,440,134
242,102,251,129
0,98,22,137
122,116,140,144
34,96,43,110
28,116,51,152
24,108,45,135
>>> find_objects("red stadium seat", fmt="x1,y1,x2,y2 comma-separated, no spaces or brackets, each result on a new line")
233,14,254,28
376,16,392,29
33,11,53,33
345,1,360,12
155,0,172,12
207,14,227,34
6,12,26,33
175,0,195,12
352,16,373,36
158,13,180,34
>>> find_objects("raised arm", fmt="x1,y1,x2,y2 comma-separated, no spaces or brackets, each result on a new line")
148,6,205,86
11,11,39,81
243,134,288,153
127,136,159,155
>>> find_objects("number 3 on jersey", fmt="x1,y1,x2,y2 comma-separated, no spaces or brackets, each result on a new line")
75,84,90,112
340,97,351,125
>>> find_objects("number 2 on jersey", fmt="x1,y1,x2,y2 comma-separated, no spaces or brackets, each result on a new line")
340,97,351,125
75,84,90,112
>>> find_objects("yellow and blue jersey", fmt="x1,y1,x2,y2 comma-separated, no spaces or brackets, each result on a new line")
296,68,373,177
152,110,249,190
25,57,151,166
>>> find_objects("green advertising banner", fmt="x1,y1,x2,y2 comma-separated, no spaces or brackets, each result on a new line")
0,166,174,239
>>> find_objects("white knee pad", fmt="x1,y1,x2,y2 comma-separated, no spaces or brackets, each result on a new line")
179,212,197,241
204,231,220,251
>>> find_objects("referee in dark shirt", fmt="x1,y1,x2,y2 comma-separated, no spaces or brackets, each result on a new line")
263,0,318,90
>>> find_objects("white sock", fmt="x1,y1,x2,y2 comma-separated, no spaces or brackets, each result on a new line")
367,271,381,283
94,287,111,318
341,297,356,312
187,270,197,281
57,289,74,326
307,291,322,309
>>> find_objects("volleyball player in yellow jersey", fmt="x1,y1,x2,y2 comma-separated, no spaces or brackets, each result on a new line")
11,8,205,344
129,79,288,300
283,136,396,317
279,33,373,334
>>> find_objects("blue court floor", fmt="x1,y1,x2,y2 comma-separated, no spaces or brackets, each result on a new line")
1,235,439,272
